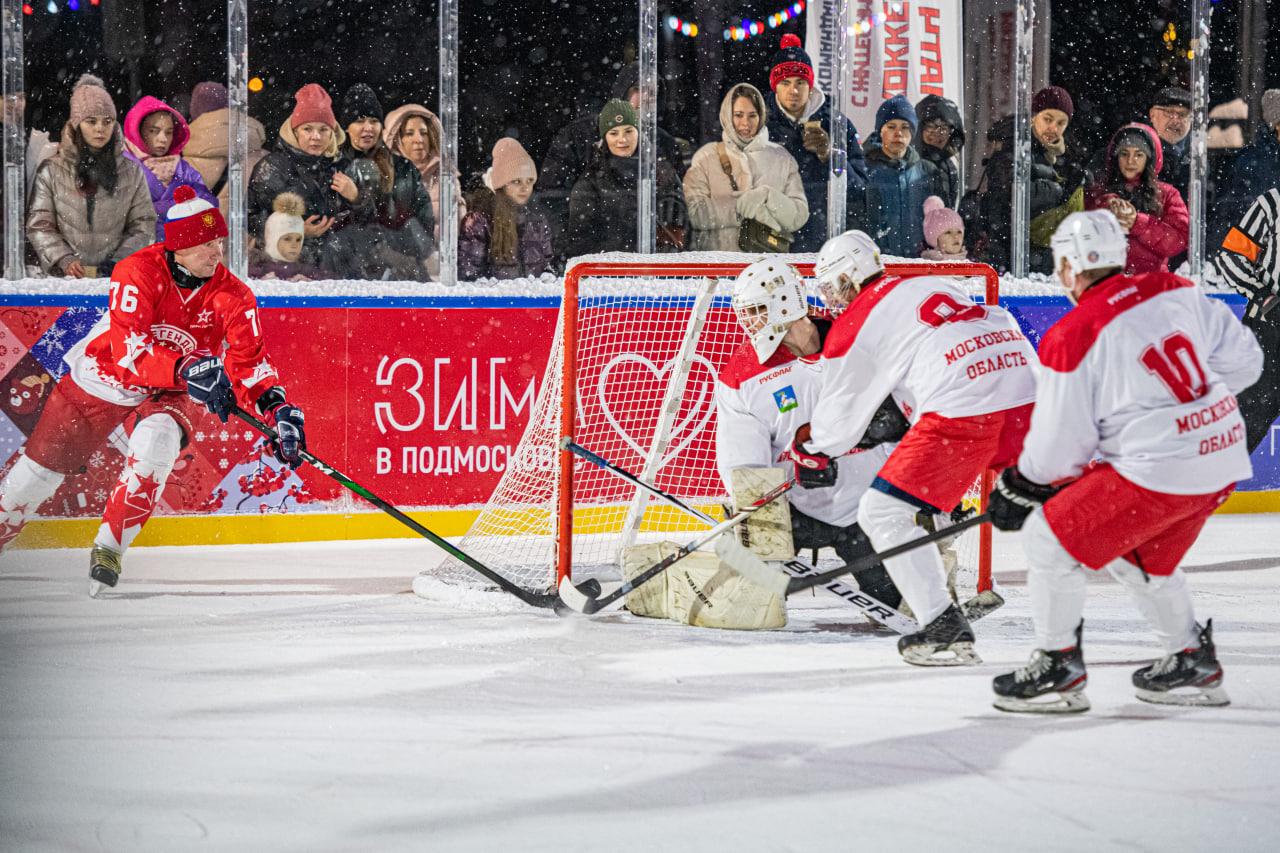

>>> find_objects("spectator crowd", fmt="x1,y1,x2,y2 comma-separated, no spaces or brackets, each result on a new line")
6,36,1280,285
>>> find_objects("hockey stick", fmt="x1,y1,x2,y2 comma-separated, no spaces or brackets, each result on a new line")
561,437,1000,631
555,476,795,614
233,406,562,611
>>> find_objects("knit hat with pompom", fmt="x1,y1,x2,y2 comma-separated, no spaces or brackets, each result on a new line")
265,193,306,261
769,35,814,91
922,195,964,249
69,73,117,129
164,185,229,251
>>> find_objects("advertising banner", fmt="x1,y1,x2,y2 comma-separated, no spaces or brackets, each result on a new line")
806,0,965,141
0,293,1274,533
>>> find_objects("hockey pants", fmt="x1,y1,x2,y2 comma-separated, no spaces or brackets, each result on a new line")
1023,508,1199,655
858,488,952,626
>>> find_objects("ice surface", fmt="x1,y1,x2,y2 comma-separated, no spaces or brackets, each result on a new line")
1,516,1278,852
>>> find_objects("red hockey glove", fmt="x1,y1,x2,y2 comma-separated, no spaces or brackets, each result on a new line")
791,423,837,489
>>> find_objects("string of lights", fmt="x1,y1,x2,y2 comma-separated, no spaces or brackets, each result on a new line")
664,2,806,42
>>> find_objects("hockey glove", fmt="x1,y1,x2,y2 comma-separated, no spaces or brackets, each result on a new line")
988,467,1058,531
266,403,307,469
855,397,911,449
179,355,235,424
791,423,837,489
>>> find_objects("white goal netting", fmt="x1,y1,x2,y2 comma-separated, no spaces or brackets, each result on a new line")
422,253,996,599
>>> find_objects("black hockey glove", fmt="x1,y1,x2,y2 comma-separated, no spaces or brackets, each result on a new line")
855,397,910,449
179,355,234,424
988,467,1058,532
266,402,307,469
791,423,837,489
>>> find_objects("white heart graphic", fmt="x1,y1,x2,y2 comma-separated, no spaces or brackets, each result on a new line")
595,352,718,470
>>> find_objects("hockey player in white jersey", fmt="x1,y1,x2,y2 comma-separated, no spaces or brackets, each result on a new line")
793,230,1038,665
716,259,907,609
988,210,1263,713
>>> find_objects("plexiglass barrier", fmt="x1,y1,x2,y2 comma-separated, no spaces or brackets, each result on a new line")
1,1,1275,286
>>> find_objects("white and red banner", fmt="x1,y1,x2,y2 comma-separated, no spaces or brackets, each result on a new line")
806,0,965,139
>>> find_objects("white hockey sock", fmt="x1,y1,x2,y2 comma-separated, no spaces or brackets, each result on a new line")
859,489,951,625
1106,561,1198,654
95,415,181,554
0,455,66,549
1023,509,1088,650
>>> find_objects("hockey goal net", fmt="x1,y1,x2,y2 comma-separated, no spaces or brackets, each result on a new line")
422,252,999,600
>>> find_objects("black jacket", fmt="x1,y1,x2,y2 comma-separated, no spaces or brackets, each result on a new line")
563,149,686,257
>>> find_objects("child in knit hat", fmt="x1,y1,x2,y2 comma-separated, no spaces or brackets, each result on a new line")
458,138,552,280
248,192,330,281
921,195,967,261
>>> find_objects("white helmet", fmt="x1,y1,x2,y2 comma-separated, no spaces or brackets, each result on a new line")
732,259,810,362
1051,210,1127,298
813,230,884,314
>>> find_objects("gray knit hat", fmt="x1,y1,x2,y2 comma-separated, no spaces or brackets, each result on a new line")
1263,89,1280,129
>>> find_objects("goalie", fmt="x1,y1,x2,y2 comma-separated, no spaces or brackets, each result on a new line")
714,258,906,611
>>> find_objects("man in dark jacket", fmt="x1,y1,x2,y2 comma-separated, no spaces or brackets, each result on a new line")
914,94,964,208
762,35,868,254
981,86,1086,274
1147,87,1192,201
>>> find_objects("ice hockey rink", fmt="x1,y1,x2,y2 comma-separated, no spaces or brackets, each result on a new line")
2,515,1278,853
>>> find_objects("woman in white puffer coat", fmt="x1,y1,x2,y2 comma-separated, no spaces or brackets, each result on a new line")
683,83,808,252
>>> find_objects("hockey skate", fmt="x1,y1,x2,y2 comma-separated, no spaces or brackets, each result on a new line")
88,546,122,598
993,622,1090,714
897,603,980,666
1132,620,1230,707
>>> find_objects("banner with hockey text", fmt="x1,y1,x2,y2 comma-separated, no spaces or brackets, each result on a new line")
805,0,965,139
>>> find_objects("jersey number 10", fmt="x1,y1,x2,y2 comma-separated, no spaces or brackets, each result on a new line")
1140,332,1208,403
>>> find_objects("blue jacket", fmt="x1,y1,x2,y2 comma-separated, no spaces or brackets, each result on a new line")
860,141,942,257
764,90,867,253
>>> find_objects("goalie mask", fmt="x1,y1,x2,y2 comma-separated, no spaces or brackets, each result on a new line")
732,259,809,362
1051,211,1127,303
814,230,884,315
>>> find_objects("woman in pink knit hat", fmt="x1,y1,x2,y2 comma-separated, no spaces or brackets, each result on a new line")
122,95,218,241
458,138,552,280
26,74,155,278
247,84,363,277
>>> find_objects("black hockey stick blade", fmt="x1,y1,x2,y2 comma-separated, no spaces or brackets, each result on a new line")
232,406,561,611
783,513,992,596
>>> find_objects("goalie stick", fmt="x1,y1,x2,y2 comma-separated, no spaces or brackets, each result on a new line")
233,407,562,611
555,475,795,615
561,438,1002,631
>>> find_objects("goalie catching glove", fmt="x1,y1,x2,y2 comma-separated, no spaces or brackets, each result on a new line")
989,467,1058,531
790,423,837,489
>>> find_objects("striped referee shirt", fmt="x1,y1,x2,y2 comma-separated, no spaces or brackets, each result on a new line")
1217,187,1280,319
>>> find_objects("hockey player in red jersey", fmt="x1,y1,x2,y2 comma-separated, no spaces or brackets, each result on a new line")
793,230,1038,665
716,258,907,609
0,186,307,595
988,210,1262,713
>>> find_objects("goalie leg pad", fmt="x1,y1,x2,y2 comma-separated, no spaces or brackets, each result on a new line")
623,541,786,630
730,467,794,560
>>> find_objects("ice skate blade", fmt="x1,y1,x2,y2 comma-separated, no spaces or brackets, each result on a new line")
901,642,981,667
1135,684,1230,707
994,690,1091,714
